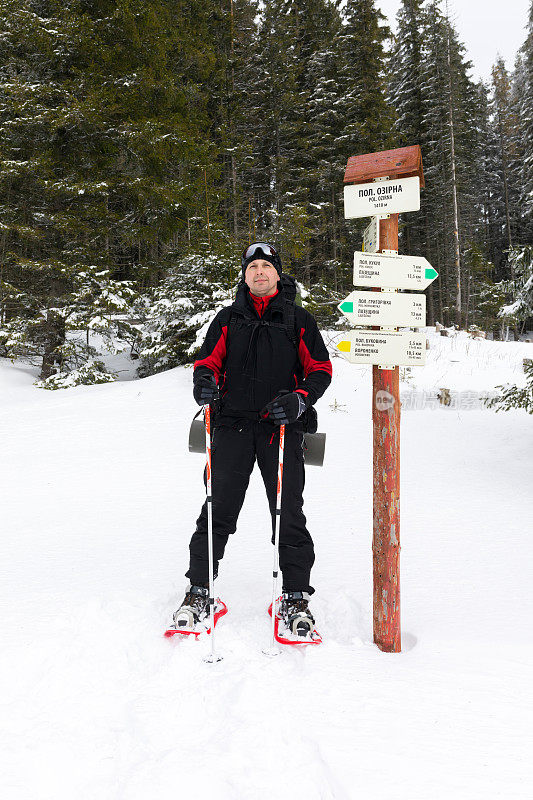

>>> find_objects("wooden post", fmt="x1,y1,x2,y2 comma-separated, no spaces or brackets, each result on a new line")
204,169,211,247
373,212,401,653
343,146,425,655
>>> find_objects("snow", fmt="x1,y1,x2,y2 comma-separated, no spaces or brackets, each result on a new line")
2,330,532,799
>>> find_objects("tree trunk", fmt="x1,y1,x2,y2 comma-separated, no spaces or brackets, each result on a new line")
304,250,310,289
204,169,211,247
427,284,435,327
436,239,445,325
331,184,337,261
498,111,513,258
231,155,238,237
446,5,462,327
38,311,66,379
331,184,338,293
425,213,434,326
465,266,472,328
229,0,238,237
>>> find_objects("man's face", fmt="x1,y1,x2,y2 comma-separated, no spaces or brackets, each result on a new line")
244,259,279,297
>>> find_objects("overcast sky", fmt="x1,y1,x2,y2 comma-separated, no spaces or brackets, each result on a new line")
375,0,531,82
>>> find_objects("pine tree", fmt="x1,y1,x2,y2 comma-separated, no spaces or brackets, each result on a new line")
326,0,395,295
0,0,223,384
217,0,260,240
462,243,502,332
498,245,533,329
306,42,345,291
389,0,425,148
137,252,236,376
486,360,533,414
388,0,428,304
241,0,342,288
334,0,395,160
508,53,529,247
491,58,517,258
518,2,533,243
412,2,481,325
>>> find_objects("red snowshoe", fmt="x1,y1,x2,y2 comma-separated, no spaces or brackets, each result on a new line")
165,584,227,638
268,593,322,646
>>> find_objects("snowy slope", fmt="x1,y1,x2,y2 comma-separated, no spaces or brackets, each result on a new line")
1,331,532,800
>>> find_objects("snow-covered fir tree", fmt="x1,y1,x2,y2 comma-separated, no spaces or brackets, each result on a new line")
517,2,533,243
1,0,531,390
498,246,533,330
486,358,533,414
136,250,237,377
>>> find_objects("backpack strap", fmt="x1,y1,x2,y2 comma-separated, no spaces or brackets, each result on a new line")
228,283,299,348
228,308,254,337
279,273,299,347
282,295,298,347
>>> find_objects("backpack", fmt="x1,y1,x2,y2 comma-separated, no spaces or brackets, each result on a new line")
228,275,318,433
229,273,300,347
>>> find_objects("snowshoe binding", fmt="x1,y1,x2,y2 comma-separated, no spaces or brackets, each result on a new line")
165,584,227,638
268,590,322,646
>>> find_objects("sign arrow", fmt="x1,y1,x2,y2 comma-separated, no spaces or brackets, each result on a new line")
337,330,427,366
339,290,426,327
353,251,439,290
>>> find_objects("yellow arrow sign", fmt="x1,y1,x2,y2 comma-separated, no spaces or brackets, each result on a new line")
336,330,426,366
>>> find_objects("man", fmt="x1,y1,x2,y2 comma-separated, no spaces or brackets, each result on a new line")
172,242,332,637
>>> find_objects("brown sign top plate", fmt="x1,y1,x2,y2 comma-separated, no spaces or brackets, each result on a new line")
344,145,424,187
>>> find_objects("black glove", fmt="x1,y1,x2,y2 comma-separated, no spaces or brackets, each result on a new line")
193,370,219,406
261,391,308,425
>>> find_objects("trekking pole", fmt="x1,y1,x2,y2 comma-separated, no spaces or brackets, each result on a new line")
204,403,222,663
265,423,285,655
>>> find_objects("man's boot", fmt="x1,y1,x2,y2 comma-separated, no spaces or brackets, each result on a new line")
280,590,315,637
172,584,209,630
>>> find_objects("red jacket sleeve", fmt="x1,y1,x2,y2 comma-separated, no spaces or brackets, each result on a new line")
295,311,332,404
193,312,228,383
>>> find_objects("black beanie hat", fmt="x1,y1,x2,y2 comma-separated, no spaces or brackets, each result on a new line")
241,242,282,277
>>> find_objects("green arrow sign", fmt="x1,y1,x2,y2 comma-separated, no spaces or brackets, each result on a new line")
353,252,439,290
338,290,426,326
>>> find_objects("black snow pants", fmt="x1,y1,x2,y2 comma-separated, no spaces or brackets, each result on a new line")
186,421,315,594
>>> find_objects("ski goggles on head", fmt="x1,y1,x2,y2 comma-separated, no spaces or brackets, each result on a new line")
242,242,278,262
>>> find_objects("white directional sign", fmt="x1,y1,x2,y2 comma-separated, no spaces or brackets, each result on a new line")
339,290,426,327
337,330,427,366
353,251,438,290
344,176,420,219
363,216,380,253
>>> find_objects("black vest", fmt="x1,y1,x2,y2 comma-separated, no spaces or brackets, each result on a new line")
220,279,302,414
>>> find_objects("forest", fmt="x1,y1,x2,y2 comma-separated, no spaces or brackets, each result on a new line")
1,0,532,387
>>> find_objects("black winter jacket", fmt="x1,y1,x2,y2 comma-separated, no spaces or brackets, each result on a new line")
193,279,332,420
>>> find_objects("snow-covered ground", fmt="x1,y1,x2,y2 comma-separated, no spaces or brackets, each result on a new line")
2,329,532,799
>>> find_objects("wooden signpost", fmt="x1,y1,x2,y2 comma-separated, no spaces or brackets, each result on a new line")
338,290,426,327
339,145,435,654
353,251,438,291
344,175,421,217
337,330,427,366
362,216,380,253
